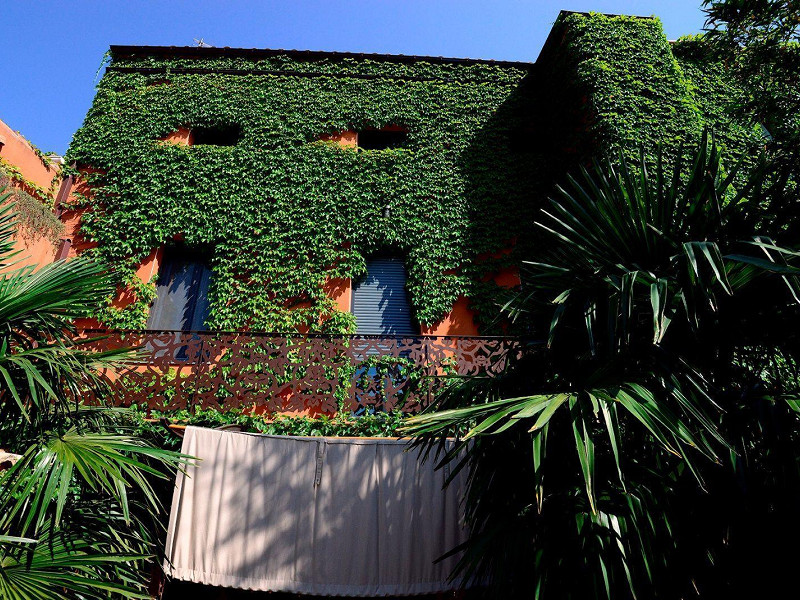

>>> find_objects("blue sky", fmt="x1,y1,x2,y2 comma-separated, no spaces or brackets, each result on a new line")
1,1,707,155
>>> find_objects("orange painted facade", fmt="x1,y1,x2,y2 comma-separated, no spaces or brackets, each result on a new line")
0,118,61,271
319,130,358,148
10,230,58,271
421,296,480,337
159,127,193,146
324,277,352,313
0,118,58,191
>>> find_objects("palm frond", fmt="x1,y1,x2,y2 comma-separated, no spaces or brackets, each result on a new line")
0,202,185,596
0,429,186,536
406,131,800,597
0,525,150,600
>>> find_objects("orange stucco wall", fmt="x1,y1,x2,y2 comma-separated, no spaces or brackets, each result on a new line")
160,127,193,146
0,118,60,271
9,230,58,271
421,296,480,336
324,277,352,313
61,172,99,260
0,118,58,191
110,247,163,311
320,130,358,148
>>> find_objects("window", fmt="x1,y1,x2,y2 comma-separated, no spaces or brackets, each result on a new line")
351,256,415,335
147,246,212,331
357,128,408,151
191,125,241,146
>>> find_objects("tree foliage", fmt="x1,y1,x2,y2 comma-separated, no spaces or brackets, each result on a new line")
703,0,800,237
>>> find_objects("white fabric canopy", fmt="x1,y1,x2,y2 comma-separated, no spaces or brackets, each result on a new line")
163,426,469,596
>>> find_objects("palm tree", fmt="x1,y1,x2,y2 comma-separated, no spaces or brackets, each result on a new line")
0,189,184,599
405,133,800,598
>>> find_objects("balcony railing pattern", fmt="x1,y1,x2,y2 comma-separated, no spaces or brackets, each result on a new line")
78,330,523,414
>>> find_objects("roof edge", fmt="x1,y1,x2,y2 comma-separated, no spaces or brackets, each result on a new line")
108,45,535,69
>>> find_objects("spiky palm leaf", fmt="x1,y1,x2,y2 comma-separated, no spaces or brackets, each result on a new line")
0,187,186,597
0,529,149,600
405,133,800,598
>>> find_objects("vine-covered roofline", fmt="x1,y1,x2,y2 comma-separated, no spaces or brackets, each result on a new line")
109,45,536,70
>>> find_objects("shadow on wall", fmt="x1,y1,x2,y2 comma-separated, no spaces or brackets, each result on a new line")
457,63,590,332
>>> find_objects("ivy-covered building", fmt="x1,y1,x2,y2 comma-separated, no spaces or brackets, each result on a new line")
46,10,774,598
63,44,545,337
62,12,761,341
63,12,759,338
57,11,762,414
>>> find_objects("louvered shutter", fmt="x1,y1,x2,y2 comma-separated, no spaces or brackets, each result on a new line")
352,257,416,335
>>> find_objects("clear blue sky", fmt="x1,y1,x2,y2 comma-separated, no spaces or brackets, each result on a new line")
1,1,707,155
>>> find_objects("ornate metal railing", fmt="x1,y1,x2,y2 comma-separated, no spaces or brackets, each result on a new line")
76,330,525,414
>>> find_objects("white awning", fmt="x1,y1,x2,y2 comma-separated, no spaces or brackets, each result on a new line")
164,426,469,596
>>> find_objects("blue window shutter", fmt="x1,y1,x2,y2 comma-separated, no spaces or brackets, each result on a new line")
352,257,416,336
147,250,212,331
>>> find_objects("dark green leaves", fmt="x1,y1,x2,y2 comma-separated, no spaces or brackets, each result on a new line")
0,200,186,598
406,131,800,598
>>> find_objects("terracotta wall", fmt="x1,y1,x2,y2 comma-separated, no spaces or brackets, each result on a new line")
319,130,358,148
160,126,193,146
0,118,58,191
326,266,519,338
0,118,61,270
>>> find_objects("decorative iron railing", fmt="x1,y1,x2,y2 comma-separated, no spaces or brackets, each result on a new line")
76,330,524,414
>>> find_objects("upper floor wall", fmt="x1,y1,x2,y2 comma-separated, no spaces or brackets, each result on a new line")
64,47,541,334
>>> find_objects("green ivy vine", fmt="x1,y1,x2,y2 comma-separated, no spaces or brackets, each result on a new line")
65,50,540,333
540,12,764,168
130,406,411,450
97,275,158,329
0,163,64,245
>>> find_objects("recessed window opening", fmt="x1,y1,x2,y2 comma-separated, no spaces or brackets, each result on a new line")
351,255,416,336
191,125,242,146
357,128,408,151
55,239,72,261
147,245,213,331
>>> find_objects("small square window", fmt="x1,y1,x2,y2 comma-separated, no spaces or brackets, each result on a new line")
191,125,241,146
357,129,408,151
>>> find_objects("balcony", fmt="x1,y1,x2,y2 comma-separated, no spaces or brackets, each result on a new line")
78,330,523,414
